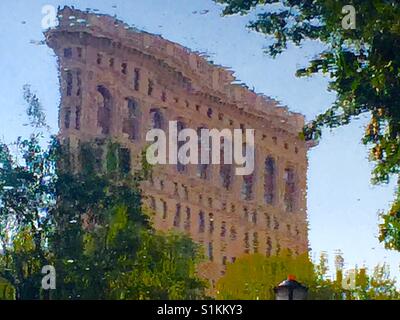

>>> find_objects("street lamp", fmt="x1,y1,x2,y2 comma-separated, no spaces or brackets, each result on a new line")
274,275,308,300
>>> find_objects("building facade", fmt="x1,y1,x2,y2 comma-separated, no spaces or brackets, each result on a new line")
46,7,310,286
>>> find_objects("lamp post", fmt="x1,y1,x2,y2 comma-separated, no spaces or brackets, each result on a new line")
274,275,308,300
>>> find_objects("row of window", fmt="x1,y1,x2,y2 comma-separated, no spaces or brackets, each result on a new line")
63,47,300,154
63,68,299,209
149,197,301,239
205,231,290,264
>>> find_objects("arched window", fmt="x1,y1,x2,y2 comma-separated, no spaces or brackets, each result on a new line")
284,167,297,212
97,85,112,135
264,157,276,204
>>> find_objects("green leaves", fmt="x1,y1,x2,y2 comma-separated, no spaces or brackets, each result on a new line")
216,0,400,250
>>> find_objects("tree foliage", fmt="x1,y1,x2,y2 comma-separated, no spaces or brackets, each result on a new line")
52,141,206,299
0,86,206,300
216,250,315,299
0,134,57,299
216,250,400,300
215,0,400,249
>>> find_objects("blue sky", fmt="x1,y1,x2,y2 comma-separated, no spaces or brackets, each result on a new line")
0,0,398,279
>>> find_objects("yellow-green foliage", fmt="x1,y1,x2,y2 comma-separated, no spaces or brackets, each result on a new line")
216,250,314,300
0,278,15,300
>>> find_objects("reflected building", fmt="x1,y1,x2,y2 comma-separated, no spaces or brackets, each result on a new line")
46,7,312,288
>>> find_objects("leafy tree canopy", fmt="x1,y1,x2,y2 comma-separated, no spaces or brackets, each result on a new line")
215,0,400,249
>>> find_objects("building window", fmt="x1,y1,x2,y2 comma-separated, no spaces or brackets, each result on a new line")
184,207,191,231
176,120,186,173
150,108,164,130
76,70,82,96
266,236,272,256
121,63,128,75
220,145,233,190
173,182,179,196
147,79,154,96
284,168,297,212
66,71,73,96
243,207,249,221
197,126,210,179
220,221,226,238
207,108,213,118
276,243,281,255
123,98,140,140
244,232,250,254
222,256,227,266
241,173,254,201
251,211,257,224
75,106,81,130
198,211,205,233
209,213,214,234
149,196,156,211
230,226,237,241
64,107,71,129
253,232,259,253
173,204,181,228
264,157,276,204
109,58,114,67
76,47,82,58
161,200,167,219
208,242,214,261
183,185,189,200
96,53,102,65
64,47,72,58
161,91,167,102
134,68,140,91
97,85,112,134
273,216,279,230
265,213,271,229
